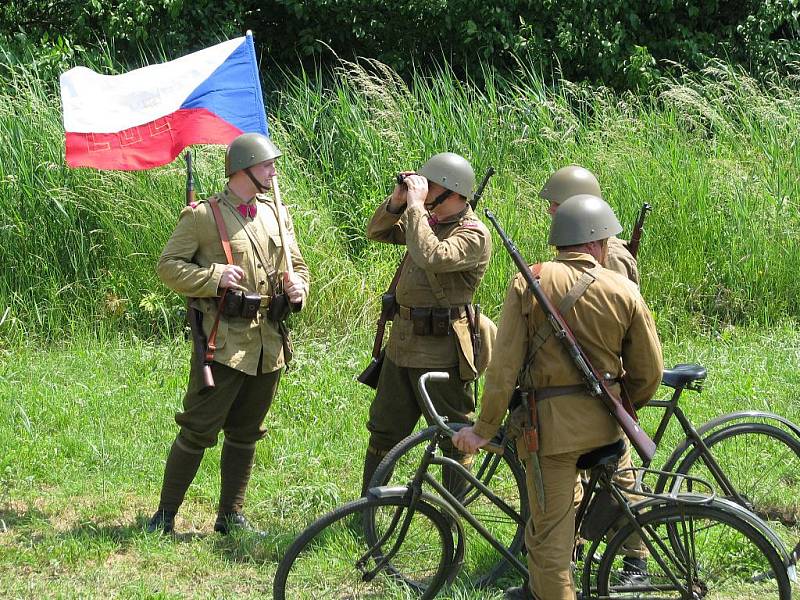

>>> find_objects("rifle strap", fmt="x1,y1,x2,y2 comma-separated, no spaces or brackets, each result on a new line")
368,253,407,360
523,263,602,375
205,198,235,360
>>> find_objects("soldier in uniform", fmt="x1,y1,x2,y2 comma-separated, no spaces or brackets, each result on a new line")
453,194,663,600
539,165,639,285
360,152,493,497
146,133,310,535
541,164,650,579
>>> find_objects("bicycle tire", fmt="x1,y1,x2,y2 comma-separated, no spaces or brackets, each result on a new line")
370,424,528,587
667,422,800,560
273,494,455,600
588,502,792,599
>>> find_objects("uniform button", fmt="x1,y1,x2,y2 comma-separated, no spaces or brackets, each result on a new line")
257,264,263,269
259,281,265,286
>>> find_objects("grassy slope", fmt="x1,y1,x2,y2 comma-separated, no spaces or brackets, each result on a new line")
0,328,798,598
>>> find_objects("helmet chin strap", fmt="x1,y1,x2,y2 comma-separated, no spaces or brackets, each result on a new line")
424,189,451,212
244,167,269,193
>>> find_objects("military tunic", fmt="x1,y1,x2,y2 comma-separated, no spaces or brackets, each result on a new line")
606,235,639,286
365,197,491,454
159,185,309,375
472,252,662,600
157,185,310,450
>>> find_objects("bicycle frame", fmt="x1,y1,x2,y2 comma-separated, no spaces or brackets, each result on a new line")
646,385,749,507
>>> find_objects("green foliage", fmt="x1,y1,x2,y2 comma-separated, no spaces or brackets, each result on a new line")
1,48,800,342
0,1,798,87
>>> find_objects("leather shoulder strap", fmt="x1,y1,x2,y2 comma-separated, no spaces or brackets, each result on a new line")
205,198,233,359
524,262,601,372
209,198,235,265
424,269,450,308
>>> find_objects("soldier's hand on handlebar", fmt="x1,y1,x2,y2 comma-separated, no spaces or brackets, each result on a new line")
219,265,246,291
452,426,489,454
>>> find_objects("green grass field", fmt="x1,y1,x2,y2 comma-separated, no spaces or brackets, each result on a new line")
1,327,798,598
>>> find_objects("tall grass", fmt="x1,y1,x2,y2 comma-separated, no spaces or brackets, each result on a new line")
1,52,799,344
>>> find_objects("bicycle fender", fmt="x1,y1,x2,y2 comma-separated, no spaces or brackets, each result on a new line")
658,411,800,483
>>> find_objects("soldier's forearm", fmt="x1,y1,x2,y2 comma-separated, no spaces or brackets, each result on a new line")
157,259,224,297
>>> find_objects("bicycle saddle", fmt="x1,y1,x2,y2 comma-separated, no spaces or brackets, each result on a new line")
576,439,625,470
661,363,707,390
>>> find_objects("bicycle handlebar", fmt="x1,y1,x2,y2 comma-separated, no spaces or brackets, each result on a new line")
417,372,504,455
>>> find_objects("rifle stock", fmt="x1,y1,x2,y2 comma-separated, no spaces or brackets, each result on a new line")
627,202,651,259
184,151,215,394
484,208,656,462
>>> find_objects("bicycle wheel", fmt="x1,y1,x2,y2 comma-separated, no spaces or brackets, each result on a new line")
588,503,792,599
273,494,455,600
671,422,800,560
370,424,528,587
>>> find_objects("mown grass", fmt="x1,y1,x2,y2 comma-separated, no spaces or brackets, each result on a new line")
1,52,800,344
0,327,798,598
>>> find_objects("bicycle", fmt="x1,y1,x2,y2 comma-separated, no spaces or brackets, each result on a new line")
273,372,795,599
369,362,800,585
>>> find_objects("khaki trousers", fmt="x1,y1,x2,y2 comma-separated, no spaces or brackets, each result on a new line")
524,449,586,600
574,438,648,558
175,358,281,449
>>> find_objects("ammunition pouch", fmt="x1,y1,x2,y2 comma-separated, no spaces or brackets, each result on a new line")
268,292,291,323
410,308,432,336
221,290,262,319
431,307,451,337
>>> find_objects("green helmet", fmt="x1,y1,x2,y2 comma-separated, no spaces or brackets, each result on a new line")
549,194,622,246
539,165,601,204
417,152,475,201
225,132,282,177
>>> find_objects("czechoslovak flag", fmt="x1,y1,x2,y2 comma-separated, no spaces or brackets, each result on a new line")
60,33,268,170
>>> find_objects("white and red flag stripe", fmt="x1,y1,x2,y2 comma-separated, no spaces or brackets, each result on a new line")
60,33,268,170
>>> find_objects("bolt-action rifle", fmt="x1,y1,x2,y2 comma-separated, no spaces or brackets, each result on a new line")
627,202,651,259
484,208,657,462
184,151,215,393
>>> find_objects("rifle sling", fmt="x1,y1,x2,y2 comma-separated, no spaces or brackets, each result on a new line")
205,198,236,361
369,253,407,360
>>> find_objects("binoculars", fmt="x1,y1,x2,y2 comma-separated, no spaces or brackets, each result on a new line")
396,173,414,185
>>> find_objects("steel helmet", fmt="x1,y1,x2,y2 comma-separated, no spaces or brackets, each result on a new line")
225,133,282,177
539,165,602,204
549,194,622,246
417,152,475,201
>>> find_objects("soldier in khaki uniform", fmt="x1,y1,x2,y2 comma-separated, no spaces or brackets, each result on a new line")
454,194,663,600
541,164,650,578
540,165,639,285
360,152,493,496
147,133,310,535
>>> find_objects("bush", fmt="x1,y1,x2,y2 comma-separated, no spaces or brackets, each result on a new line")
1,1,798,88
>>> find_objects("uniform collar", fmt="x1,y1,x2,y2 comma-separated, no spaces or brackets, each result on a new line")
222,184,256,207
554,251,600,267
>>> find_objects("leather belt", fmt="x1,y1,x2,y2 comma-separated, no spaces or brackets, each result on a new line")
536,378,621,401
397,305,467,320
